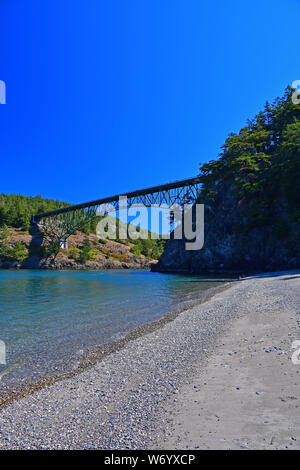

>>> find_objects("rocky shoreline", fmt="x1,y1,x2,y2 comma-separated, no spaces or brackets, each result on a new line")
0,255,154,271
0,228,157,271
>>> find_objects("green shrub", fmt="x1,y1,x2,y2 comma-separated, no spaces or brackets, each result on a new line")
11,242,28,262
0,241,28,262
0,225,9,241
130,238,166,259
77,237,99,263
69,246,80,260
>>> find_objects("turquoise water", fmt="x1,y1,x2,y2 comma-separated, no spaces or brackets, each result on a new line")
0,269,227,399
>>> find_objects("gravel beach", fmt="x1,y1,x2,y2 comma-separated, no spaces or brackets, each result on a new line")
0,270,299,449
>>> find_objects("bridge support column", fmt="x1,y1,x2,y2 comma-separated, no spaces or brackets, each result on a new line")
60,240,68,250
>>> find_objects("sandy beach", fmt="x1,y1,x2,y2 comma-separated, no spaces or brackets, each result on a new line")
0,270,299,450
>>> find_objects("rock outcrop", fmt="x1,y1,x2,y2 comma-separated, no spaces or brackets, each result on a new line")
154,88,300,274
0,229,157,270
153,181,300,274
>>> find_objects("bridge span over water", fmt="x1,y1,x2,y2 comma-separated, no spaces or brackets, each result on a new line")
32,176,202,247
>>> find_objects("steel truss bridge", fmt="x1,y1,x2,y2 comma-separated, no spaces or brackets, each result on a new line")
32,176,202,246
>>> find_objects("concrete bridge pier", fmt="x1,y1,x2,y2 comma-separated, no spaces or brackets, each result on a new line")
60,240,68,250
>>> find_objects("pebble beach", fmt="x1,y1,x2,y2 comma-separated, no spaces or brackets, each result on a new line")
0,270,299,450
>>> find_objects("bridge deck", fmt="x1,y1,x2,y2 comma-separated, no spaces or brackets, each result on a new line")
33,176,202,220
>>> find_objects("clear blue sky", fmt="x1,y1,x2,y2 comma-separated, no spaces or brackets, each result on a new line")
0,0,299,204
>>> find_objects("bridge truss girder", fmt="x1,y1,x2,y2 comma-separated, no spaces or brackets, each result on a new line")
33,177,202,244
38,207,98,245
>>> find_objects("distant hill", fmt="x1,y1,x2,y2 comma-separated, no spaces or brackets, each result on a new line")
0,193,70,230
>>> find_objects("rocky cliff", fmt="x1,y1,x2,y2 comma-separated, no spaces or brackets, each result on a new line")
153,182,300,274
153,88,300,274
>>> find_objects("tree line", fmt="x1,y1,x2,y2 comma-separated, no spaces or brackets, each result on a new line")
0,194,70,231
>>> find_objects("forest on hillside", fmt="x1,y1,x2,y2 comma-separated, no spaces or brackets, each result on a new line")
0,194,70,230
199,86,300,236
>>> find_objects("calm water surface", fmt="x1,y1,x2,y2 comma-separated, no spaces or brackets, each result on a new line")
0,269,228,398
